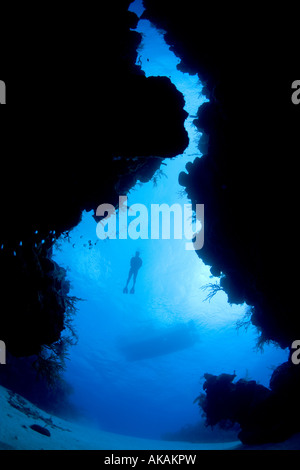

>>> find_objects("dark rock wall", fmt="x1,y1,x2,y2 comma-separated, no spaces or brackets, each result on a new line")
0,1,188,357
142,0,300,444
143,0,299,349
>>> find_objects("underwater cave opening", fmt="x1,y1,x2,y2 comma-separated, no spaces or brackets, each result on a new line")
51,1,289,441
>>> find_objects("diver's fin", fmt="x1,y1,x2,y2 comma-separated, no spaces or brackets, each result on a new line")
123,287,128,294
130,287,135,294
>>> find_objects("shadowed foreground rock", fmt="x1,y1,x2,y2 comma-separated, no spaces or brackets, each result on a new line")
0,1,188,358
198,362,300,445
143,0,300,445
0,1,189,414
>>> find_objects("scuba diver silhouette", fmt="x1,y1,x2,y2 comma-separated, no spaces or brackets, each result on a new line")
123,251,142,294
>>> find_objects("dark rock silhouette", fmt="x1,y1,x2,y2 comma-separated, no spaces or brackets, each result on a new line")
143,0,300,350
142,0,300,444
0,2,188,359
29,424,51,437
197,362,300,445
0,1,189,414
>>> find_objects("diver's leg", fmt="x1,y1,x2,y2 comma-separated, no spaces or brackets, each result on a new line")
130,271,138,294
124,269,133,293
126,269,133,287
127,269,133,286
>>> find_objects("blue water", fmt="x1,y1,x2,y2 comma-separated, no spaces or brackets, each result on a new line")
52,2,288,442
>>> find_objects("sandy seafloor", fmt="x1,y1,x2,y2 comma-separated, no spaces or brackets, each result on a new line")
0,385,299,451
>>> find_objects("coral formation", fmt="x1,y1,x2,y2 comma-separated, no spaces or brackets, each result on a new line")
196,361,300,445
